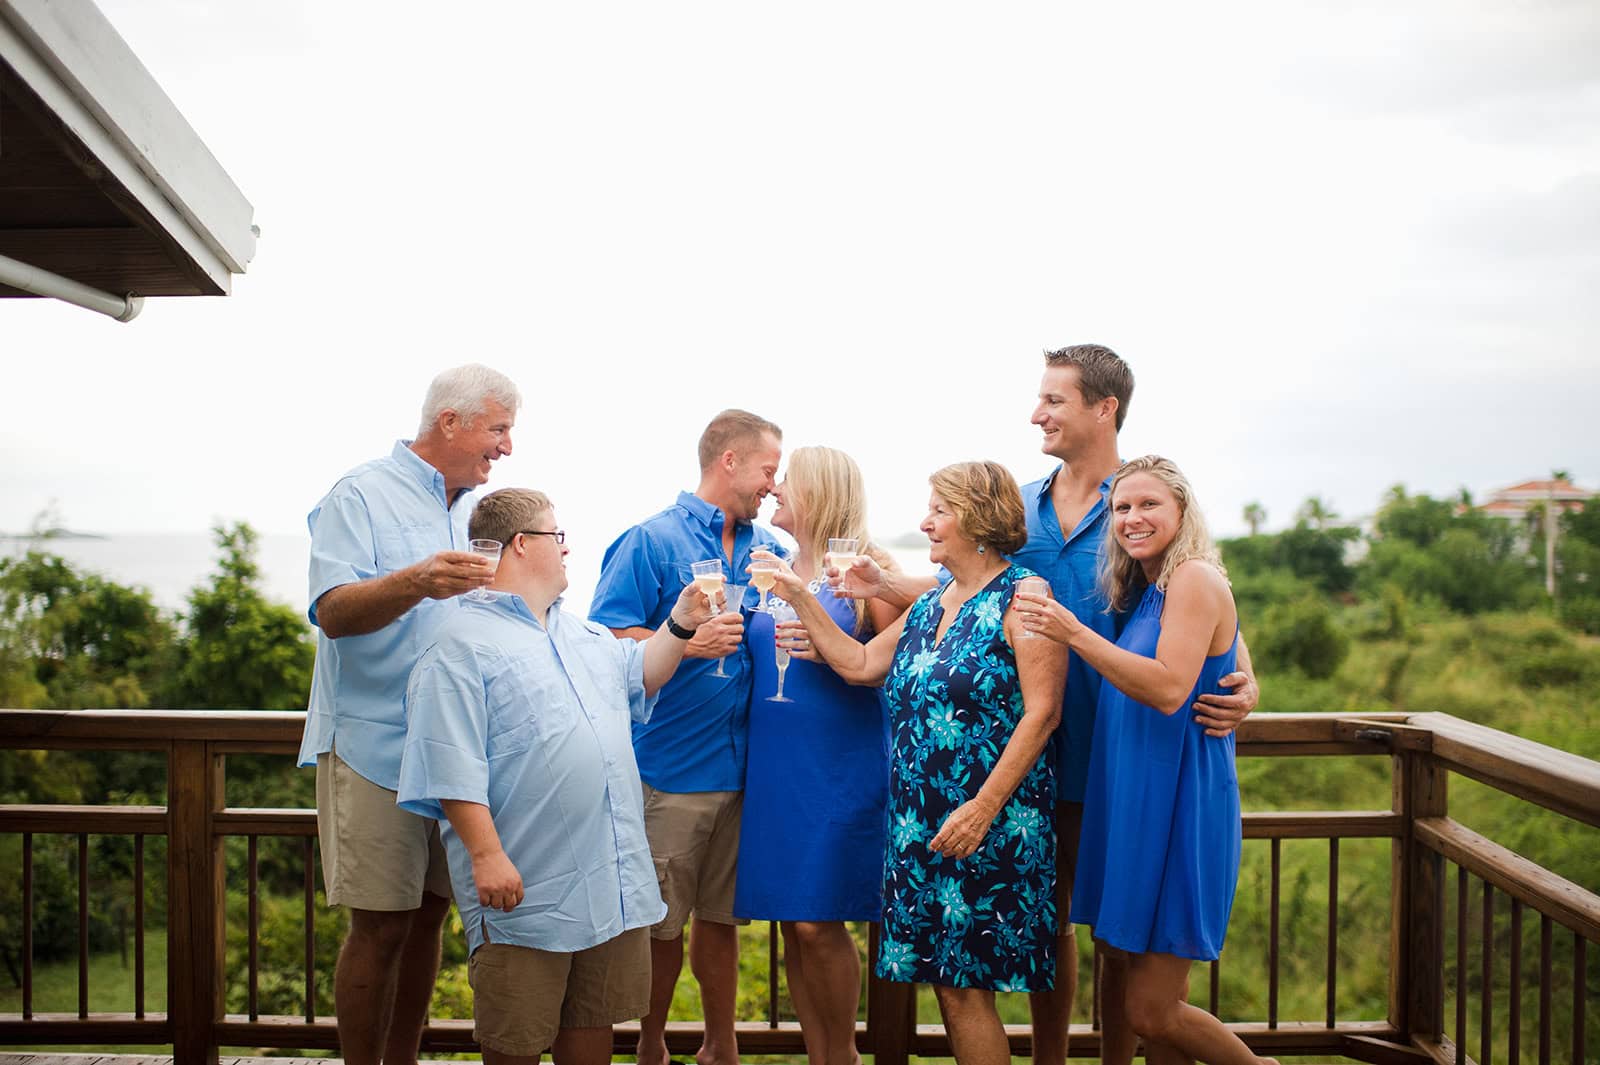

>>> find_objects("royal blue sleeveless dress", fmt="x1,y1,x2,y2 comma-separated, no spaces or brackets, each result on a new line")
1071,583,1242,961
733,586,887,921
875,565,1057,991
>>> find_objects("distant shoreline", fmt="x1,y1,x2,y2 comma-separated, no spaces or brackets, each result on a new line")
0,530,109,541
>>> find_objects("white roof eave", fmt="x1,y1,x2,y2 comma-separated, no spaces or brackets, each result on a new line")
0,0,256,291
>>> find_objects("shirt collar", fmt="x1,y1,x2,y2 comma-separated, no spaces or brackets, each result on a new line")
1038,463,1115,500
392,439,460,508
677,490,728,530
469,590,568,632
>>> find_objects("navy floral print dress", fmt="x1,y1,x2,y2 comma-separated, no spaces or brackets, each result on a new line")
875,564,1057,991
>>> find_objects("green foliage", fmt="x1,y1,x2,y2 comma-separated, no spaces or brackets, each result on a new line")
1557,594,1600,634
1253,594,1350,679
1221,524,1357,596
0,550,178,709
165,522,314,712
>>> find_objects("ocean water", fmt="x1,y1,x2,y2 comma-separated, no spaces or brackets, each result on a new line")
0,534,938,622
0,533,313,617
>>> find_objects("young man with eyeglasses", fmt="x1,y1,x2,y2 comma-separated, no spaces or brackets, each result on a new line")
399,487,715,1065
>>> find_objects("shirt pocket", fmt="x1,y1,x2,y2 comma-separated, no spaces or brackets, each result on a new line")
376,522,441,573
494,658,581,759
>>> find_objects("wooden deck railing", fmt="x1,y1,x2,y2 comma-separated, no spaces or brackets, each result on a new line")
0,709,1595,1065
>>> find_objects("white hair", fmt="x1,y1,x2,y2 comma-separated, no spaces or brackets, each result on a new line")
417,364,522,436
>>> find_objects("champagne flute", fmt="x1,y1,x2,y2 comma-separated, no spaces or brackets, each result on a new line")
813,536,860,595
749,559,779,612
1015,575,1050,638
465,539,501,602
767,598,797,702
691,559,730,678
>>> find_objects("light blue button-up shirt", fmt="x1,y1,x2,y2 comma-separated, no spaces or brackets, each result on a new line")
397,593,666,955
588,492,782,793
1009,467,1123,803
298,441,471,790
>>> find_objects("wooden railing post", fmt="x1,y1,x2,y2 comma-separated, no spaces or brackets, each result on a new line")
169,739,225,1065
1391,749,1447,1043
865,926,915,1065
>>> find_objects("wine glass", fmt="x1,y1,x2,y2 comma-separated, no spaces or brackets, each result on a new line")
465,539,502,602
813,537,860,595
691,559,730,678
749,559,779,612
1015,575,1050,638
767,598,797,702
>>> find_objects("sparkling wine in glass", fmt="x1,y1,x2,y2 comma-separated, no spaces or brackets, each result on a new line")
814,537,860,595
691,559,730,678
1015,575,1050,638
750,560,779,612
465,539,502,602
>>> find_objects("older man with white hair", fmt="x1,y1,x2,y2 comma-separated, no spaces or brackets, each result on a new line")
298,363,520,1065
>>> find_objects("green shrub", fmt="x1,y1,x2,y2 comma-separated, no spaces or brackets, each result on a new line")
1558,594,1600,635
1255,595,1350,679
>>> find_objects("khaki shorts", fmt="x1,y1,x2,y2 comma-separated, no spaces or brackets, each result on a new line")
641,784,748,938
1056,801,1084,936
468,927,651,1055
316,747,451,911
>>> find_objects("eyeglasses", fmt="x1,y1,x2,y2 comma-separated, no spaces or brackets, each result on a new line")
516,529,566,545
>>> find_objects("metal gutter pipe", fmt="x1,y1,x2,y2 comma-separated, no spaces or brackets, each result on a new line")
0,252,143,321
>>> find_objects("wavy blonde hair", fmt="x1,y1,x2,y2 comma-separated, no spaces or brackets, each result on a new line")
784,446,890,633
1099,455,1227,612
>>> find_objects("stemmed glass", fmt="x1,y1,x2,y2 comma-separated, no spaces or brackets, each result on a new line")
465,539,502,602
1014,575,1051,638
691,559,730,678
767,598,797,702
749,559,779,612
811,537,860,595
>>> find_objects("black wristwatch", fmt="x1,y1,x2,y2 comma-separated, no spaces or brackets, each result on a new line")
665,614,698,640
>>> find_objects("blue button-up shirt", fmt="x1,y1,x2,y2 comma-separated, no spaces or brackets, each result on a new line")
1009,467,1123,803
397,593,666,955
298,441,470,790
588,491,782,793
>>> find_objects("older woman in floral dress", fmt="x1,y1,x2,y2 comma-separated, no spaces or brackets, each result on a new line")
760,461,1066,1065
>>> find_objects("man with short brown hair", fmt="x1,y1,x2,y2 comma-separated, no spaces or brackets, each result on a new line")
589,409,784,1065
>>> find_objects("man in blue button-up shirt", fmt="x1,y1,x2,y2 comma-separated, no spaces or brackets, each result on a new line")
589,409,783,1065
298,364,519,1065
1014,345,1258,1065
399,488,714,1063
827,346,1259,1065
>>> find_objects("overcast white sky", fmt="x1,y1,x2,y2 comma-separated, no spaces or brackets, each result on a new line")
4,1,1597,594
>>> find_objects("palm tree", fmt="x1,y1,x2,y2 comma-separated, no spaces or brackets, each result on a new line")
1296,496,1338,530
1242,501,1267,537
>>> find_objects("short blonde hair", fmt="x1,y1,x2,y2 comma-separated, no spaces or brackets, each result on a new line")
1099,455,1226,612
469,488,553,544
697,409,782,471
928,462,1028,556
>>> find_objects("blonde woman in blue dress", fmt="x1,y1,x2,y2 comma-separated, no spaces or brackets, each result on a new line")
1013,455,1276,1065
735,445,901,1065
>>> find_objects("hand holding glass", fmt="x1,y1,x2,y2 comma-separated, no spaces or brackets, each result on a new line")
815,537,860,594
691,560,731,677
465,539,502,602
1014,575,1050,638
